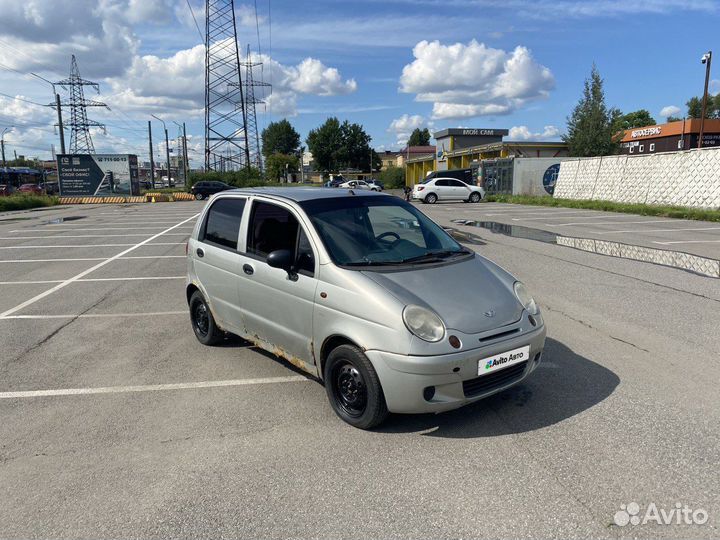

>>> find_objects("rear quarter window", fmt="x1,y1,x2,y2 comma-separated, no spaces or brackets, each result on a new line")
200,198,246,250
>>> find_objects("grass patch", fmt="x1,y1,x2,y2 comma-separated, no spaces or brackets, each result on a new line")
0,194,59,212
483,194,720,222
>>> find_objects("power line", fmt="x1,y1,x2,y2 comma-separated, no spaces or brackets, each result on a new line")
0,92,51,108
186,0,205,43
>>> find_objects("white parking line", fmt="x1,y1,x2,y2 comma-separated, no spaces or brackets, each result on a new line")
511,213,604,221
0,255,187,263
0,376,308,400
596,226,720,235
0,233,190,239
552,219,688,227
487,210,590,217
13,226,195,232
0,276,184,285
1,311,186,320
0,243,185,249
652,239,720,245
0,214,198,317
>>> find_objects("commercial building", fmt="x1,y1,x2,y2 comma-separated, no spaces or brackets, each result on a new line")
405,128,569,190
619,119,720,155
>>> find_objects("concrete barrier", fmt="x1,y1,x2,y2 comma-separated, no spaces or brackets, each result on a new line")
554,147,720,208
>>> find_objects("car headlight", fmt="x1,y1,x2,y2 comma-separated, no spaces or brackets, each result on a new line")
402,305,445,342
514,281,538,315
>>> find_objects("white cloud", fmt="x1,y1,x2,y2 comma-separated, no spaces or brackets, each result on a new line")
710,80,719,95
101,45,355,118
659,105,681,118
400,39,554,119
508,125,560,140
236,4,266,26
387,114,434,145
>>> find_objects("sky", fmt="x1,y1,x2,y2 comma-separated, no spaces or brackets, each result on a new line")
0,0,719,167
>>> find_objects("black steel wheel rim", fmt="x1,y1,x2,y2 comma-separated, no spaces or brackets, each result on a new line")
332,362,367,417
193,301,209,336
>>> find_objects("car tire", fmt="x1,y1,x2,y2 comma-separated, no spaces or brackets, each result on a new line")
425,193,438,204
195,193,204,200
469,192,481,203
324,344,389,429
189,291,223,345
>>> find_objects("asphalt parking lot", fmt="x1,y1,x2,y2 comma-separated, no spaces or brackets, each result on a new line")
1,197,718,539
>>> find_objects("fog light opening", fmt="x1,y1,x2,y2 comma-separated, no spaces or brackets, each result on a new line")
528,315,537,327
448,335,461,349
534,352,542,364
423,386,436,402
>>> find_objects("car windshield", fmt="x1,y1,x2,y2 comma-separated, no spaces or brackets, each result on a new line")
300,196,470,266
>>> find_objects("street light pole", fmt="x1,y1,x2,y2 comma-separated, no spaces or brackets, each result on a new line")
699,51,712,149
1,127,10,167
151,114,171,187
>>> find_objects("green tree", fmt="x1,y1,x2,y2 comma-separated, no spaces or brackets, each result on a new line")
407,127,431,146
563,64,621,157
686,95,720,119
306,118,375,172
261,119,301,159
378,165,405,189
667,116,683,123
612,109,656,132
265,153,299,182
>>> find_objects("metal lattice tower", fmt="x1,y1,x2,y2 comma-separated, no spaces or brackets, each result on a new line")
205,0,250,171
241,45,271,171
53,55,107,154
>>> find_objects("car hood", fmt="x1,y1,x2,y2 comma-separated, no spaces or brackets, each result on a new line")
362,255,523,334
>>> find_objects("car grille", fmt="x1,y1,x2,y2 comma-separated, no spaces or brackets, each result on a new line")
462,361,528,398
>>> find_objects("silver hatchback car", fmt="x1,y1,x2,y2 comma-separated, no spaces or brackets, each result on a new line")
186,188,546,429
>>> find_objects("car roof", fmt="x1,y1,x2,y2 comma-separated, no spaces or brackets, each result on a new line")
220,187,389,203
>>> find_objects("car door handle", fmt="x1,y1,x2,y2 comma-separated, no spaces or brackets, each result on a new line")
196,248,204,258
243,264,254,275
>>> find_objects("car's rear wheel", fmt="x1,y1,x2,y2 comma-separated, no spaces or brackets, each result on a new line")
195,193,204,200
189,291,223,345
469,192,481,203
324,345,388,429
425,193,438,204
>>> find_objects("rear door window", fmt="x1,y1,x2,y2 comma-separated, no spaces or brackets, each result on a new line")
200,198,246,250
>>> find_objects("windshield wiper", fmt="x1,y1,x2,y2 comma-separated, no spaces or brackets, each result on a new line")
400,249,471,264
344,260,404,266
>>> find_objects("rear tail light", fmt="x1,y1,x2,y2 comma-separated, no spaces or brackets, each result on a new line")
417,186,425,191
185,242,189,255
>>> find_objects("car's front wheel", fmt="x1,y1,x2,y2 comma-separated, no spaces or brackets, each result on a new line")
324,345,388,429
194,192,204,200
469,191,481,203
425,193,438,204
189,291,223,345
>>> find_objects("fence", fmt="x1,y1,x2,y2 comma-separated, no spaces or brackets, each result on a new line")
554,147,720,208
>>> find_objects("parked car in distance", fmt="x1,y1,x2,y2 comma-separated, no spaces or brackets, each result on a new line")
367,180,384,191
190,181,233,200
186,188,545,429
412,177,485,204
338,180,380,191
18,183,44,195
0,184,15,196
40,181,59,195
324,178,344,188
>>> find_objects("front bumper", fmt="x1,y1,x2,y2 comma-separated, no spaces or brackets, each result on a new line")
365,323,546,414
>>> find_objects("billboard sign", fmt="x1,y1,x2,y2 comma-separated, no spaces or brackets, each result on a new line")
57,154,140,197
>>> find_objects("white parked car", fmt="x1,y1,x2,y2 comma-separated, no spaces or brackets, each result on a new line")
412,177,485,204
338,180,380,191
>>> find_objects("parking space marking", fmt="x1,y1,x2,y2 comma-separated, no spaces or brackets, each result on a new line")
0,233,190,239
0,376,309,400
652,239,720,245
0,254,187,263
0,214,198,317
0,276,184,285
0,243,185,250
596,226,720,235
553,219,689,227
12,226,195,232
511,213,612,222
1,311,186,320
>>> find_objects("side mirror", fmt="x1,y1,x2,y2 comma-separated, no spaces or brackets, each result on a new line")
266,249,297,280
